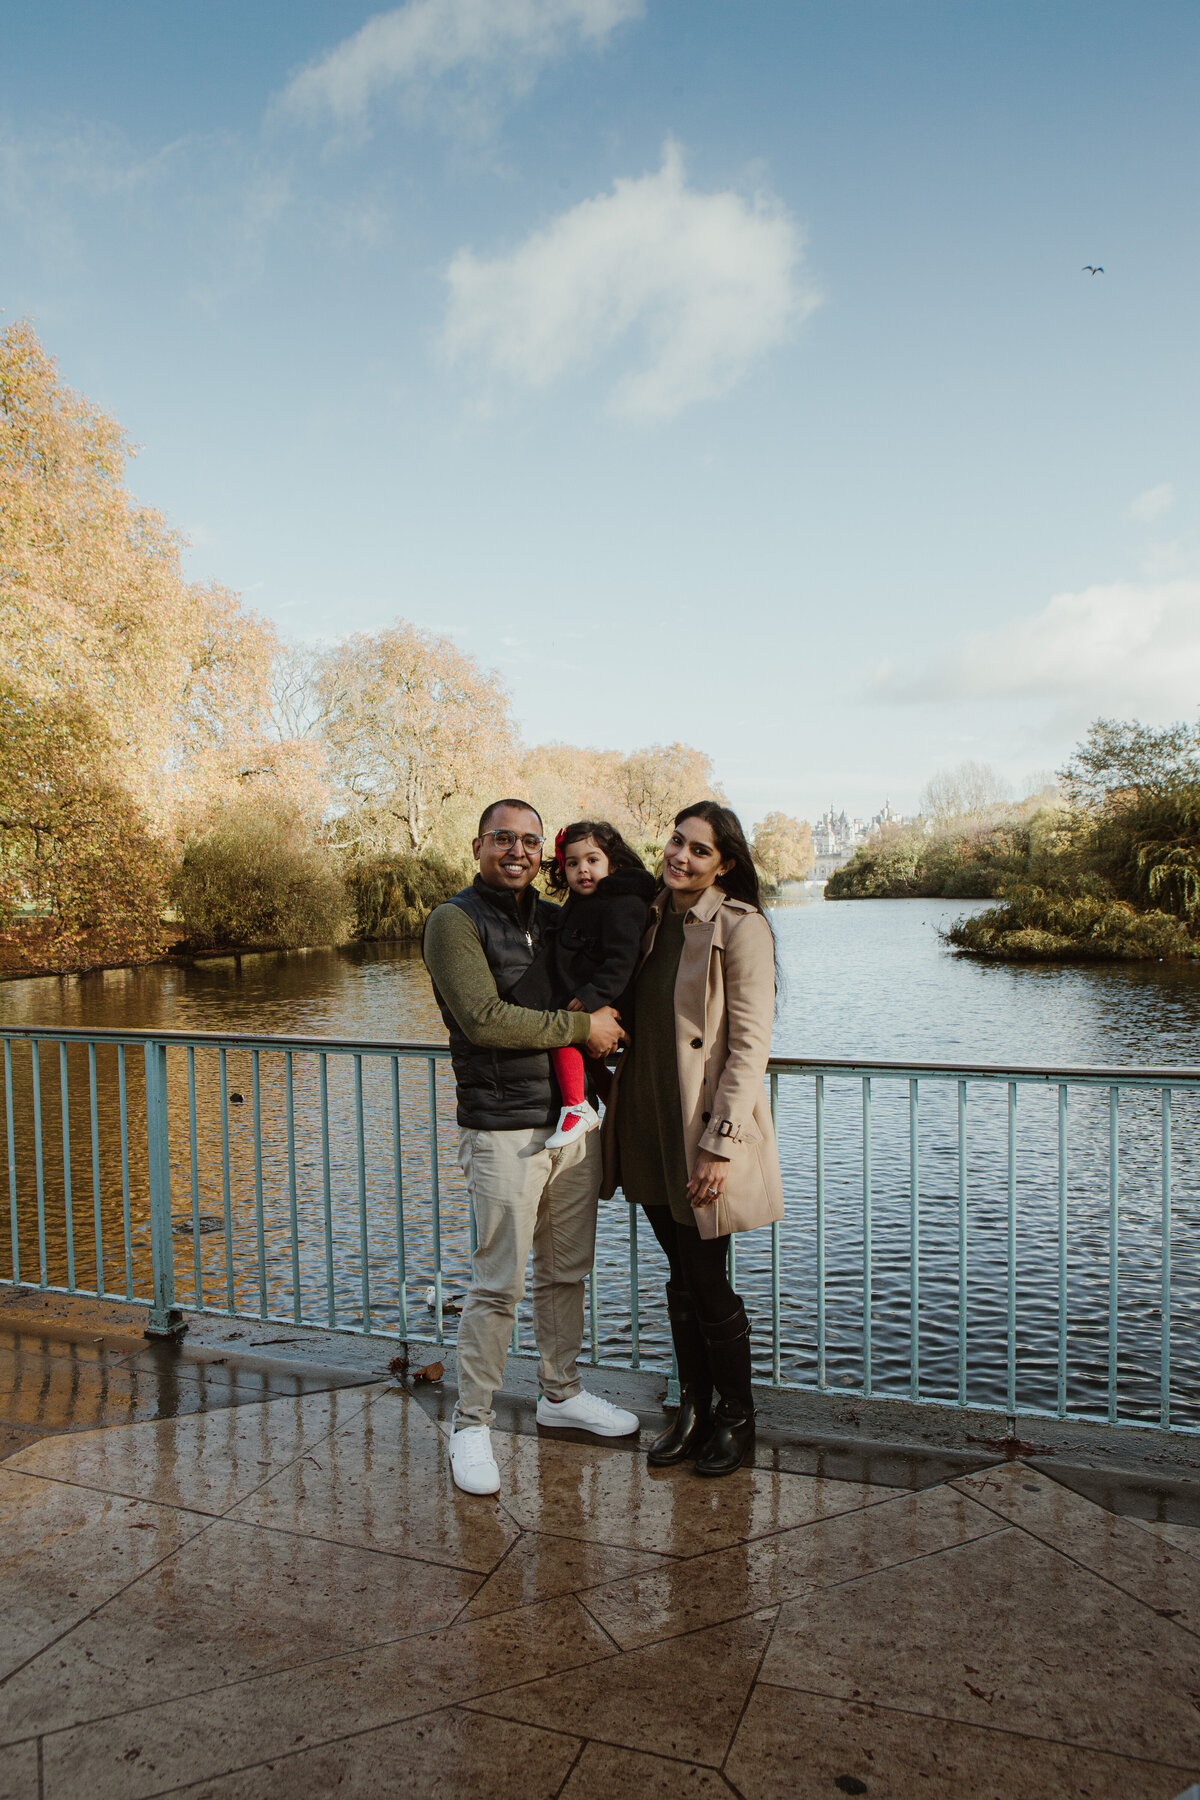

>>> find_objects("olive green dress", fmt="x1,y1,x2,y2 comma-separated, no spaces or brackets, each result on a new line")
615,905,694,1227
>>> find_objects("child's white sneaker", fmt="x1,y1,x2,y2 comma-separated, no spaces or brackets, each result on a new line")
545,1100,600,1149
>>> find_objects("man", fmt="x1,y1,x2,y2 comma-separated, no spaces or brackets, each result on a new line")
423,798,639,1495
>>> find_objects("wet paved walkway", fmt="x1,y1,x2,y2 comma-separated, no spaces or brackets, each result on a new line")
2,1326,1200,1798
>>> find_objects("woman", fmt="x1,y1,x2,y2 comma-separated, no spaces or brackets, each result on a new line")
601,801,784,1477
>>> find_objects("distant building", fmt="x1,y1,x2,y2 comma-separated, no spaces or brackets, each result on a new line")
810,800,904,882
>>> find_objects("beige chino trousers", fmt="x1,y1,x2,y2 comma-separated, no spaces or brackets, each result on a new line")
453,1124,601,1430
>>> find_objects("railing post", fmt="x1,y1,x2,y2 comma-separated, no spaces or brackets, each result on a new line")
144,1040,186,1339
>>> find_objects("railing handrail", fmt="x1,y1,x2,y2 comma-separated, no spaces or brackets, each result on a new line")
1,1021,1200,1087
2,1018,1196,1434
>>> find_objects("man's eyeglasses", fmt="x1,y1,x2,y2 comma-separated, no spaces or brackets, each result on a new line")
482,830,544,853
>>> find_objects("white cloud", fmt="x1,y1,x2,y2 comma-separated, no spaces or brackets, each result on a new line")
1140,539,1190,580
874,581,1200,717
280,0,641,124
441,142,814,418
1129,482,1175,524
0,123,182,273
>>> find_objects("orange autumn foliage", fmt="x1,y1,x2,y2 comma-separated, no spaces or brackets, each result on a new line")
316,624,516,854
0,320,277,970
0,686,170,971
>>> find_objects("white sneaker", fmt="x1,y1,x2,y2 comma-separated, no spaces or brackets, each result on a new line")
536,1389,640,1437
448,1425,500,1495
545,1101,600,1149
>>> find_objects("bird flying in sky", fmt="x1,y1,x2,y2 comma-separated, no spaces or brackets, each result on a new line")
1082,265,1105,274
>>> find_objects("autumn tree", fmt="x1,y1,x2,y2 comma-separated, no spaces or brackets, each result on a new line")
620,743,724,840
0,321,288,967
317,624,516,854
0,683,168,971
0,320,274,825
752,812,814,885
173,790,349,952
919,760,1013,827
517,742,627,837
269,642,326,744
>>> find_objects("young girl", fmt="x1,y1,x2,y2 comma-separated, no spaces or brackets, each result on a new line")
543,820,657,1148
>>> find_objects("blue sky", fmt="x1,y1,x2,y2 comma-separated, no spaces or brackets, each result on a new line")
4,0,1198,824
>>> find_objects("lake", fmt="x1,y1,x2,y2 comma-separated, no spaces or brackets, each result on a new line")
3,895,1199,1425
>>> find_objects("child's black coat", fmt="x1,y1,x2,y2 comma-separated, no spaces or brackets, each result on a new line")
510,867,658,1016
553,866,659,1012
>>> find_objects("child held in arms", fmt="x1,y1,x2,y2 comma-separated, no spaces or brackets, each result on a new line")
518,821,657,1148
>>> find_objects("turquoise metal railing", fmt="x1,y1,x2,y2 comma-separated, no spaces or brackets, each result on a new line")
1,1024,1198,1435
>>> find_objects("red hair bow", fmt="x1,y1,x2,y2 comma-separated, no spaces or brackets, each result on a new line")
554,828,567,867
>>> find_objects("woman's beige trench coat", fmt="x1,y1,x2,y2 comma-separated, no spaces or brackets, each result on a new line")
600,884,785,1239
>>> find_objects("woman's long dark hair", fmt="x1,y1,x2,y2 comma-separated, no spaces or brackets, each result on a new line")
671,801,764,912
545,819,647,896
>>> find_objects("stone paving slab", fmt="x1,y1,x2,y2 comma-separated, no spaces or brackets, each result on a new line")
0,1735,38,1800
951,1461,1200,1629
0,1515,480,1742
468,1612,774,1768
759,1528,1200,1767
726,1685,1198,1799
163,1707,583,1800
39,1596,611,1800
4,1385,382,1513
1,1307,1199,1798
579,1484,1003,1649
0,1469,206,1684
227,1389,521,1572
0,1317,377,1465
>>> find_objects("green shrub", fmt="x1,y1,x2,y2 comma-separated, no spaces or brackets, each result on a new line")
826,822,1030,900
940,862,1005,899
946,885,1200,962
1099,785,1200,922
348,852,472,940
825,830,927,898
175,798,350,951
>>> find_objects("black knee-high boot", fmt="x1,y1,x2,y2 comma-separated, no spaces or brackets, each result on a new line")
695,1303,755,1477
648,1282,713,1467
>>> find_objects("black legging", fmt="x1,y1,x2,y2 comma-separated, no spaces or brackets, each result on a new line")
643,1204,739,1323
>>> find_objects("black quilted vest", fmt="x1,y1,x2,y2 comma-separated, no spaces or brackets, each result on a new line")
429,877,562,1130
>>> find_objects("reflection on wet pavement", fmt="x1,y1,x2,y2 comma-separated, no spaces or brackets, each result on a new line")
0,1320,374,1461
0,1325,1198,1799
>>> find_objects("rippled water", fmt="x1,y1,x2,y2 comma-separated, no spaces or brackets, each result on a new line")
4,896,1200,1425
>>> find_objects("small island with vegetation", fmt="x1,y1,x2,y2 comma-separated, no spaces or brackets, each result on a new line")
827,729,1200,963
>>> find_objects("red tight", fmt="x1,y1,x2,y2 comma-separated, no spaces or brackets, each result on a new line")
551,1046,586,1107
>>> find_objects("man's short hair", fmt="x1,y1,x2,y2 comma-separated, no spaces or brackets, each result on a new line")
478,798,544,837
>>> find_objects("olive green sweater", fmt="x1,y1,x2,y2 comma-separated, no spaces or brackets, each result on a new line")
423,904,592,1052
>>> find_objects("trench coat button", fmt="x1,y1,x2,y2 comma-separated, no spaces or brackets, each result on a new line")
702,1111,711,1123
690,1036,702,1049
